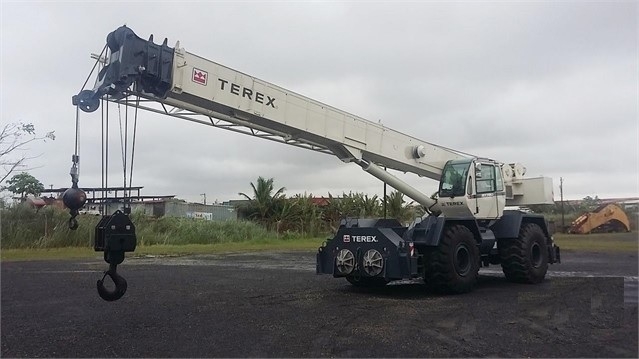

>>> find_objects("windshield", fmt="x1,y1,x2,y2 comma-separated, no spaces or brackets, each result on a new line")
439,160,471,198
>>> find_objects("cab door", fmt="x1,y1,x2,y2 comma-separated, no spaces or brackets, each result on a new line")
495,165,506,217
474,163,499,219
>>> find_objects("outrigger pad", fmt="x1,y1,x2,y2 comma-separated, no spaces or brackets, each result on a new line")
94,210,137,253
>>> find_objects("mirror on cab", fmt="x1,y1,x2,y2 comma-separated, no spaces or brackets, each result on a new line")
475,162,482,179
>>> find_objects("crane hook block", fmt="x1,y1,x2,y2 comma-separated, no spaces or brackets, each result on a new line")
94,210,137,301
94,210,137,254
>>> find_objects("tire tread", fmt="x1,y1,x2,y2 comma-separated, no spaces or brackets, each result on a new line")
499,223,548,284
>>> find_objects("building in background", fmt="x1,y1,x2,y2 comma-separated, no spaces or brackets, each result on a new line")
130,200,236,221
41,186,237,221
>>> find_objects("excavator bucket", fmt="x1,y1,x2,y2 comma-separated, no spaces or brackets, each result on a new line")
568,203,631,234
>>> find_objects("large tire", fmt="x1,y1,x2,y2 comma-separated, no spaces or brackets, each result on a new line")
498,223,549,284
346,276,389,288
423,225,480,294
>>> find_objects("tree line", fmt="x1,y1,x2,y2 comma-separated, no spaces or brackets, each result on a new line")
526,195,625,215
237,177,423,236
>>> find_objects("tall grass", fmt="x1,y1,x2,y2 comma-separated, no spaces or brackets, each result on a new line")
0,206,309,249
134,214,284,246
1,206,99,248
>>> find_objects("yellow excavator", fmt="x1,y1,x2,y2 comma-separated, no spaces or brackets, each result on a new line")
569,203,631,234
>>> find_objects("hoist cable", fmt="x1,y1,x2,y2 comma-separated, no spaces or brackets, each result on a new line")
78,44,107,93
129,95,140,190
117,103,126,186
101,96,110,214
116,93,140,208
101,98,105,214
117,102,129,207
124,96,129,205
73,105,81,183
74,106,80,158
105,99,109,196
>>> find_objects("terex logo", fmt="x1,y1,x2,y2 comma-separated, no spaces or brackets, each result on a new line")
218,79,276,108
343,234,377,243
352,235,378,243
441,201,464,207
192,68,208,85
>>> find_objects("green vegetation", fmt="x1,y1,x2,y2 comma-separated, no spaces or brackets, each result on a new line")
1,205,98,249
0,205,317,250
3,172,45,200
0,176,422,260
0,201,327,261
1,247,98,261
237,177,422,234
553,232,638,253
1,238,325,261
4,176,635,262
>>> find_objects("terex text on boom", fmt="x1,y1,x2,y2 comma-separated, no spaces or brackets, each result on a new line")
218,79,276,108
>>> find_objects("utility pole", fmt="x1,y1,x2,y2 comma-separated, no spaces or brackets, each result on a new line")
201,193,207,206
0,199,3,243
560,177,565,232
383,167,387,219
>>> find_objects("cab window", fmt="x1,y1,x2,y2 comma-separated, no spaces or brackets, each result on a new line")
476,164,495,194
495,166,504,192
440,161,470,197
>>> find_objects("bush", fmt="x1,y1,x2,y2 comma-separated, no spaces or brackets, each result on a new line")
135,216,276,246
0,205,98,249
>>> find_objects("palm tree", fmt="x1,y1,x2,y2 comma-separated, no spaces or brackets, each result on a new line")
238,177,286,227
272,198,298,234
360,194,381,217
385,190,412,224
290,193,325,236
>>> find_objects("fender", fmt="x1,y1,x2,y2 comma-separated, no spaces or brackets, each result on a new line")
404,215,482,246
491,210,552,239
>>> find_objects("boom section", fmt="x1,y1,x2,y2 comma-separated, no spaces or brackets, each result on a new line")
79,26,468,180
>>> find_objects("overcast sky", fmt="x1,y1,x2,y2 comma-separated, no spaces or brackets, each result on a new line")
1,1,637,204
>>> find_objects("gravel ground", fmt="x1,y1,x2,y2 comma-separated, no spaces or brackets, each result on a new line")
1,249,637,358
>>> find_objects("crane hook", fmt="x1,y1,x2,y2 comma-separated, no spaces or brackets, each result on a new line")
97,263,128,301
68,217,79,230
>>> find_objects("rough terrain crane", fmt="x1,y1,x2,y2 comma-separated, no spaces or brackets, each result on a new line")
65,26,560,300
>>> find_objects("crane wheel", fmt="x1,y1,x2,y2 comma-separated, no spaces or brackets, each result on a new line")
498,223,549,284
423,224,479,294
346,276,389,288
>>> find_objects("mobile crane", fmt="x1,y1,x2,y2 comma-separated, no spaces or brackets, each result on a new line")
67,26,560,300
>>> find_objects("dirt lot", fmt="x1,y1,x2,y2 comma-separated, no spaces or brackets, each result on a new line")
1,248,637,358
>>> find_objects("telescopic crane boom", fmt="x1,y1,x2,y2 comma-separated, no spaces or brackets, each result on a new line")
75,26,552,211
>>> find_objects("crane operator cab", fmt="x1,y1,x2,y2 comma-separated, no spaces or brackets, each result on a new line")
435,159,506,220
